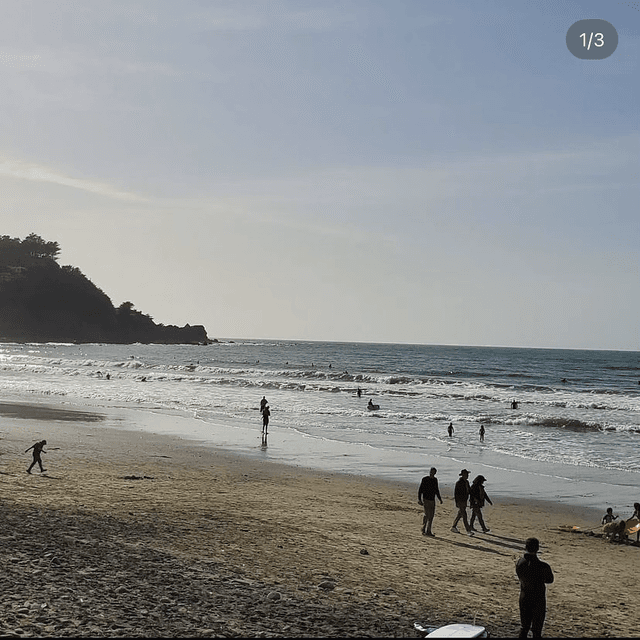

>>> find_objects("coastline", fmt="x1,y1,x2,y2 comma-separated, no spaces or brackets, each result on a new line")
2,398,639,637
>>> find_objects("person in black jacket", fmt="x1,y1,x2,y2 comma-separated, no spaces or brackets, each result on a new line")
451,469,474,536
417,467,442,537
469,475,492,532
516,537,554,638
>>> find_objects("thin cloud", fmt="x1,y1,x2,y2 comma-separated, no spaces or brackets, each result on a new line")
0,157,150,202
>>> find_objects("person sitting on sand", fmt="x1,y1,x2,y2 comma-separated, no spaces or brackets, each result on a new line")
601,507,618,525
630,503,640,543
26,440,47,474
603,518,627,543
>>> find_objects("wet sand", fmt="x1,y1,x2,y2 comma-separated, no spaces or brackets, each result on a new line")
1,402,639,637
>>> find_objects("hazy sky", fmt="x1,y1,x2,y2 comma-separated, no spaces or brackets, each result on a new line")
1,0,638,349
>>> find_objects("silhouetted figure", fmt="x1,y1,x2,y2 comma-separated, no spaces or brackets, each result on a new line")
516,537,554,638
511,400,519,409
26,440,47,474
418,467,442,537
262,405,270,435
601,507,618,525
469,475,492,532
357,387,362,398
447,422,454,437
260,396,268,413
479,424,485,442
631,503,640,543
451,469,474,536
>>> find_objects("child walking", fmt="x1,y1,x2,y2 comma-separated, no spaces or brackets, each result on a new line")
26,440,47,474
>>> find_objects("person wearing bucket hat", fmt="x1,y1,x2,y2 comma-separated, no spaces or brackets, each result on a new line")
451,469,474,536
469,475,492,532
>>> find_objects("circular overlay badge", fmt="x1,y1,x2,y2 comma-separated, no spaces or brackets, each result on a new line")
566,19,618,60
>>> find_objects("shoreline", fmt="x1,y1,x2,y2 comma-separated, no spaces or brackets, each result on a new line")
0,396,606,523
1,398,639,637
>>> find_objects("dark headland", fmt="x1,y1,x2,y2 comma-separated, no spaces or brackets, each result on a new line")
0,234,212,344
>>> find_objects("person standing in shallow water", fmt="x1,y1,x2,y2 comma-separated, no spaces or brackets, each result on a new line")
417,467,442,537
479,424,485,442
516,537,554,638
262,405,270,435
26,440,47,474
260,396,268,413
447,422,454,437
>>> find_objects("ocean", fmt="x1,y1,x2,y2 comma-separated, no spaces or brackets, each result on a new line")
1,340,639,514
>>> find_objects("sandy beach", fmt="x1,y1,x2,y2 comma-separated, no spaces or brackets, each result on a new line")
1,402,639,638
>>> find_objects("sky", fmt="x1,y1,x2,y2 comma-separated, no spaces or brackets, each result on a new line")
0,0,638,349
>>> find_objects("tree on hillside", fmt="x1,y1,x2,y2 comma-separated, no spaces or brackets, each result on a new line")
0,233,60,266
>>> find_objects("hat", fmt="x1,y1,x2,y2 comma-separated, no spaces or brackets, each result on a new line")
459,469,470,476
473,475,486,483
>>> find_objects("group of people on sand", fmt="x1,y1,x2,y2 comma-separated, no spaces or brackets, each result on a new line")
601,504,640,544
417,467,492,537
418,466,553,638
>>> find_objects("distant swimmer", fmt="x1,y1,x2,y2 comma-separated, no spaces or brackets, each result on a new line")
357,387,362,398
447,422,454,437
511,400,519,409
561,378,567,383
367,399,380,411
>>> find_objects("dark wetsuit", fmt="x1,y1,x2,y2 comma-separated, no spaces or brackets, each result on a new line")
516,552,554,638
27,442,45,473
262,407,270,433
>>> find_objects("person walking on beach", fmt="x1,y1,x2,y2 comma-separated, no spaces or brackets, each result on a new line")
262,405,270,435
516,537,554,638
479,424,485,442
26,440,47,474
451,469,474,536
260,396,268,413
469,475,492,532
447,422,454,437
418,467,443,537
